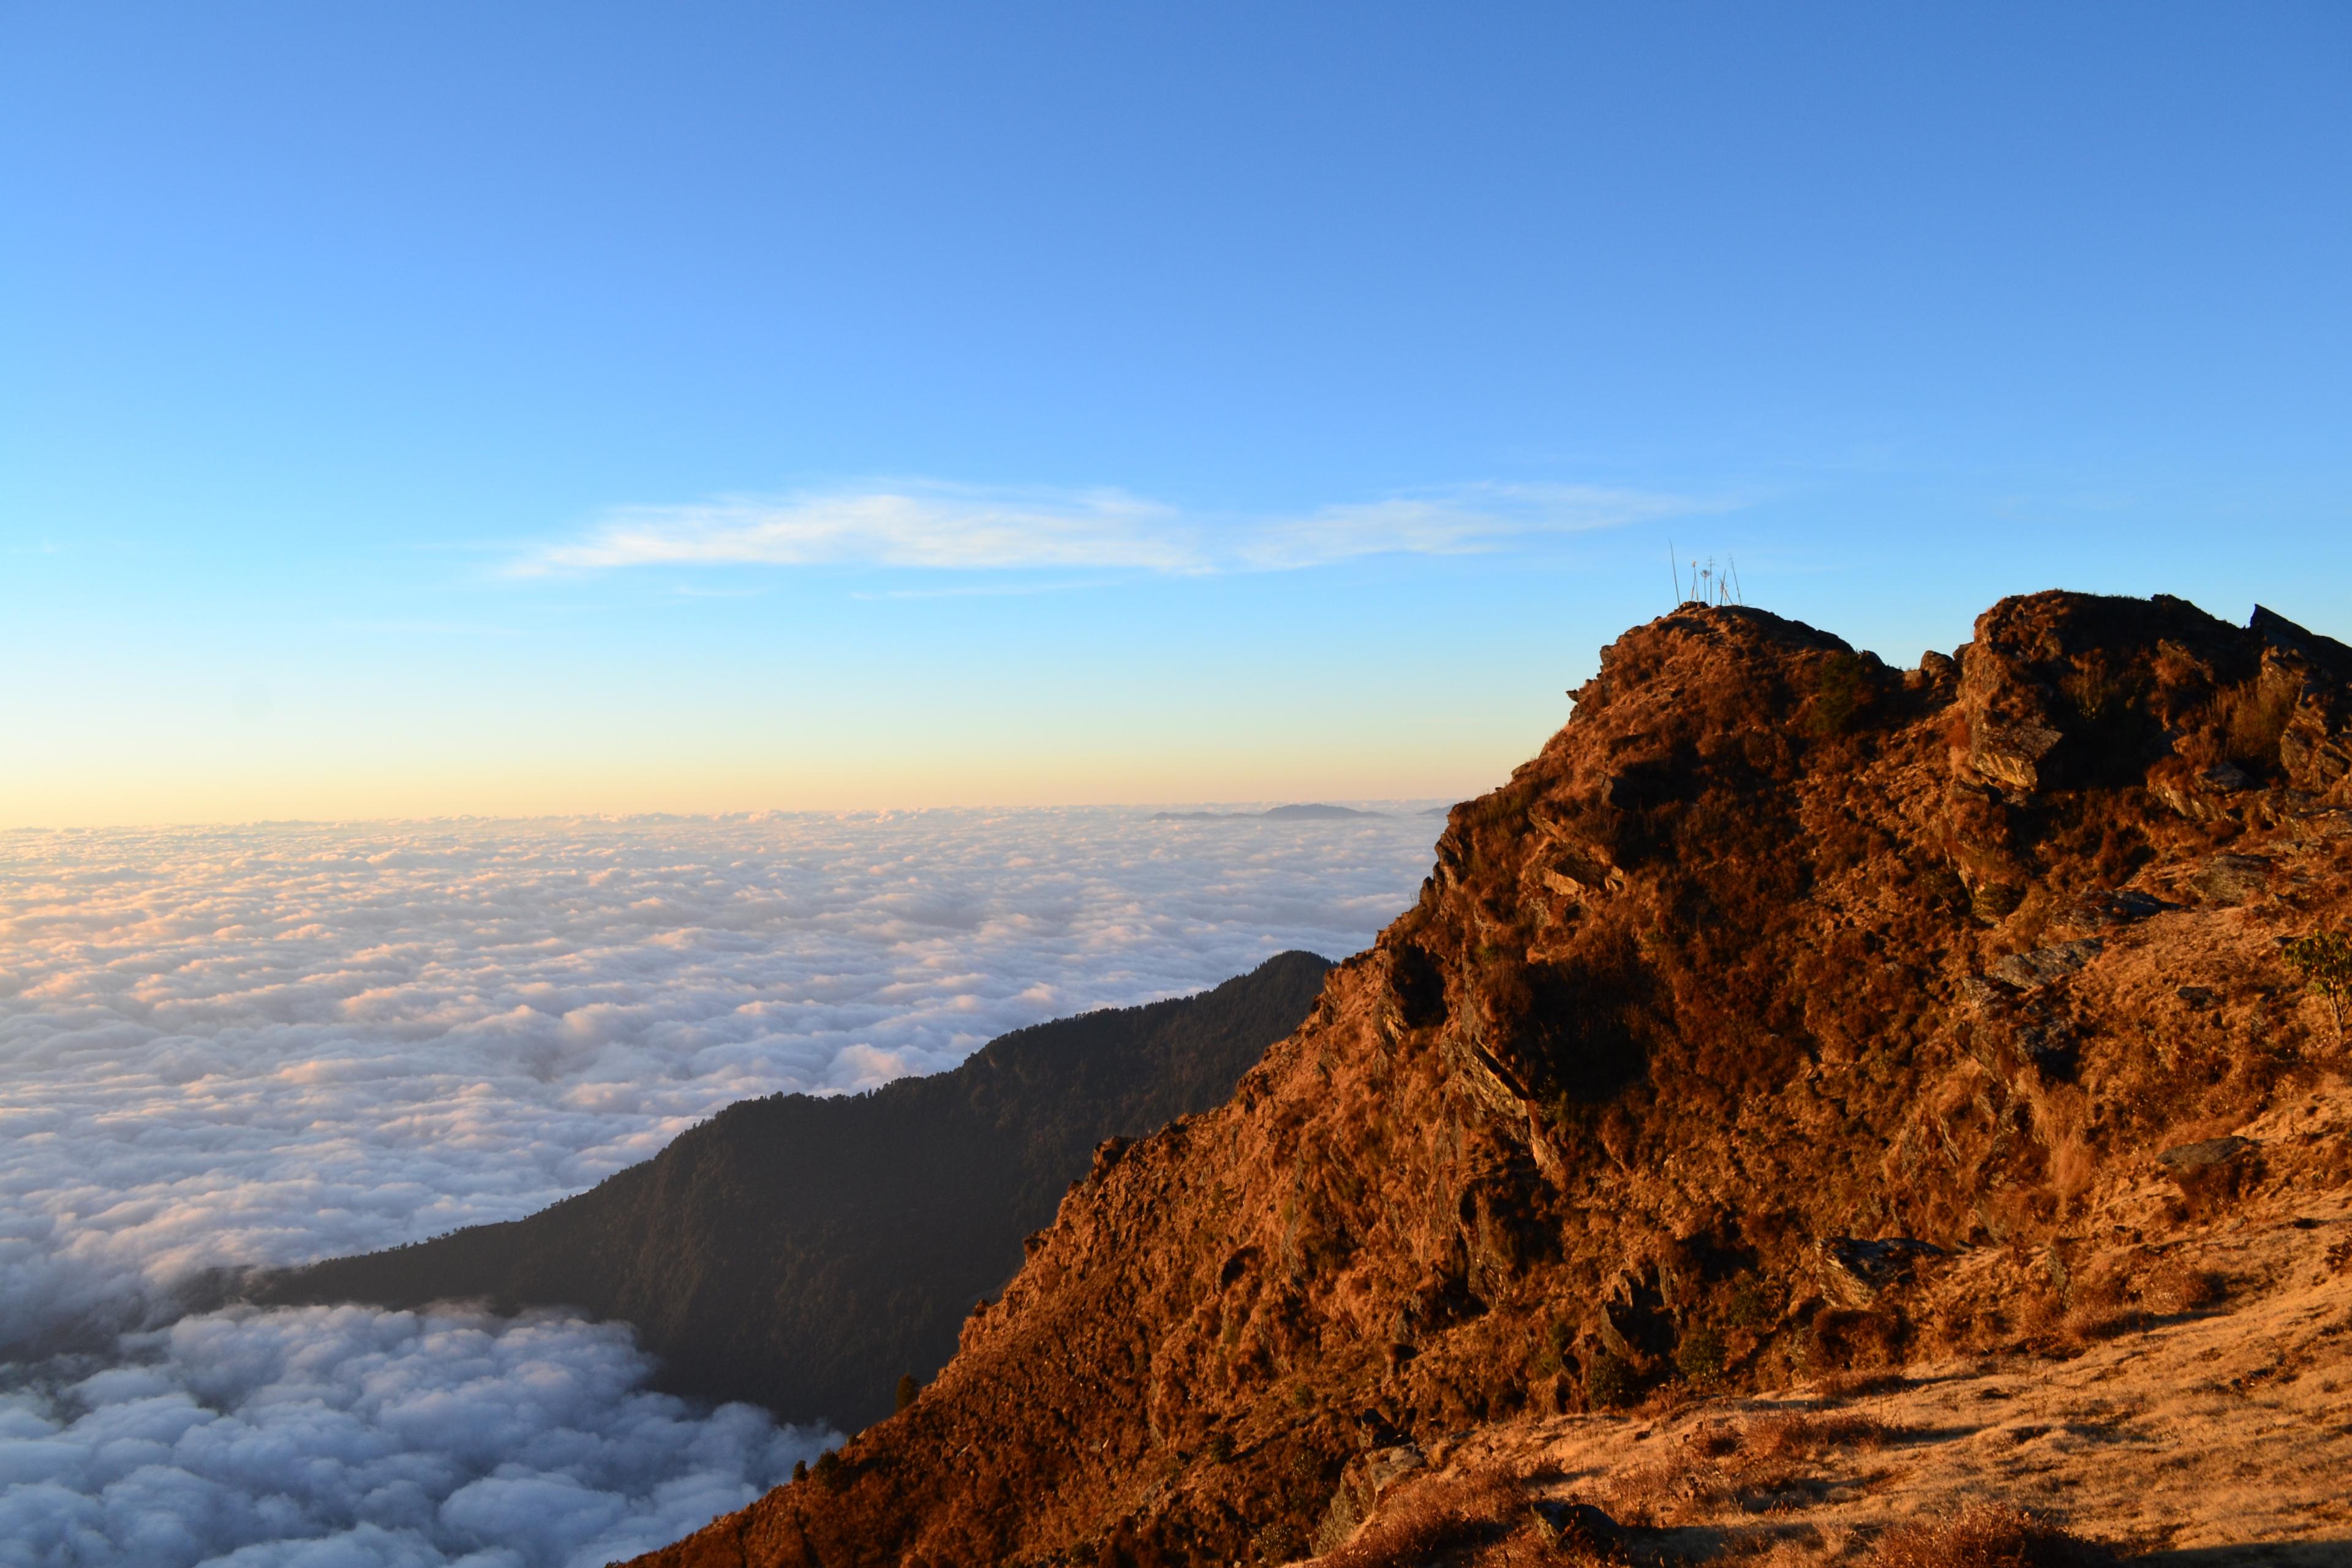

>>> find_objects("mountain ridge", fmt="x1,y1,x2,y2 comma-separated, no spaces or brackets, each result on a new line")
251,950,1335,1426
1151,804,1385,821
628,590,2352,1566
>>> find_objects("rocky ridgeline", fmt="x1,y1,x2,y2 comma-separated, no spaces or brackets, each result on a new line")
632,592,2352,1567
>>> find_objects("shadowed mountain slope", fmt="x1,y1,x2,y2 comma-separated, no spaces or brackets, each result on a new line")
628,592,2352,1567
253,949,1334,1427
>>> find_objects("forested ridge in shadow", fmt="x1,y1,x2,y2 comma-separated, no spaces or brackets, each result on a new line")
252,950,1333,1426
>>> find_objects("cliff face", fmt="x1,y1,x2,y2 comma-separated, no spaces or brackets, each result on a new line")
633,593,2352,1568
252,950,1333,1427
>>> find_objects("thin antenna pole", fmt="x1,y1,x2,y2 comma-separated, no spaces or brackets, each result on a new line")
1729,554,1743,606
1667,538,1681,605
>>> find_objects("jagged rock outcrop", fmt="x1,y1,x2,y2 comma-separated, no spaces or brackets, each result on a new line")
630,592,2352,1567
252,951,1333,1426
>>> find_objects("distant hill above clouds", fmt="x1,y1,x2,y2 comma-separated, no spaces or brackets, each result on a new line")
1152,803,1384,821
250,951,1334,1428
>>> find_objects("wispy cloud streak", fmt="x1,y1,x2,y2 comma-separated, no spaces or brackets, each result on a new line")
515,480,1721,576
526,486,1196,575
1235,484,1711,569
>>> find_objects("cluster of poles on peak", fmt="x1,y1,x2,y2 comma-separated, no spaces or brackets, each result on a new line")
1669,540,1744,608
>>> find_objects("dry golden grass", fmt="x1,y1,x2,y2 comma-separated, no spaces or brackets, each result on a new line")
1743,1410,1900,1461
1586,1407,1907,1528
1317,1167,2352,1561
2212,677,2296,770
1814,1370,1909,1403
1868,1502,2120,1568
1598,1445,1732,1523
2144,1256,2226,1314
1314,1468,1526,1568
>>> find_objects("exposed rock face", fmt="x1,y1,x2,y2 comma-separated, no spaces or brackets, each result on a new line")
630,592,2352,1568
2154,1134,2255,1171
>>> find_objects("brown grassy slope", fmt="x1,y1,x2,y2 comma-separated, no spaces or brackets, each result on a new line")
1303,1079,2352,1565
629,592,2352,1568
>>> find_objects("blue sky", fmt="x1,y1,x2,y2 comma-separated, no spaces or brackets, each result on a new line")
3,3,2346,824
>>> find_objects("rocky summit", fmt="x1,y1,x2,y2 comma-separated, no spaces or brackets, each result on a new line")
633,592,2352,1567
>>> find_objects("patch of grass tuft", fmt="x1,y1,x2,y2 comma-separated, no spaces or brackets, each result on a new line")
1743,1409,1898,1460
1868,1501,2120,1568
1316,1468,1526,1568
2214,676,2295,770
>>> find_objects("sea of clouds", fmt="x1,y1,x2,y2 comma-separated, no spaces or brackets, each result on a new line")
0,808,1442,1567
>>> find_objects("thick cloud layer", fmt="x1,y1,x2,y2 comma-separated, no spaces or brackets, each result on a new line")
0,808,1441,1565
0,1306,813,1568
